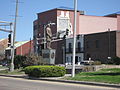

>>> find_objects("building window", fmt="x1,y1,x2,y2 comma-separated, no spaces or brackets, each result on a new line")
95,40,99,48
66,57,69,63
78,42,81,51
86,41,89,48
79,57,81,62
71,56,73,62
68,43,72,52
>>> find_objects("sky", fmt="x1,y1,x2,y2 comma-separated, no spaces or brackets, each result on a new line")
0,0,120,41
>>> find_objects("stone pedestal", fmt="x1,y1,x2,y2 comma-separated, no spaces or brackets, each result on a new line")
42,49,56,64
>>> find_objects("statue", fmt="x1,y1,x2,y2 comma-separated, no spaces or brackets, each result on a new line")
46,24,52,49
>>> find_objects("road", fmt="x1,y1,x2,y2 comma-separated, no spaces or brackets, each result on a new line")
0,76,118,90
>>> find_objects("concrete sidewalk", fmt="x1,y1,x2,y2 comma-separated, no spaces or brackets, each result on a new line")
0,74,120,88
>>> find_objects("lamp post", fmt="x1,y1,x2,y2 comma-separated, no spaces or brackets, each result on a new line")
72,0,78,77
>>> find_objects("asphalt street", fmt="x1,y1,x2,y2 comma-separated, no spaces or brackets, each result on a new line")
0,76,119,90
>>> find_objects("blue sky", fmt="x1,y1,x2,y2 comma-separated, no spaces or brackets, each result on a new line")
0,0,120,41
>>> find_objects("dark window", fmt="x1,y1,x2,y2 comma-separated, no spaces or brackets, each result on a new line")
68,43,72,52
95,40,99,48
78,42,81,51
86,41,89,48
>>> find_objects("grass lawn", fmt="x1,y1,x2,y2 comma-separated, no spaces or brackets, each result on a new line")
66,68,120,84
0,65,7,69
0,68,24,75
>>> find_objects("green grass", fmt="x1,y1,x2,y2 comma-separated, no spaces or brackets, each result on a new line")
0,69,24,75
0,65,7,69
66,68,120,84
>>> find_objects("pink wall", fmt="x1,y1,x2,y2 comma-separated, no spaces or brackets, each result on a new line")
116,31,120,57
79,15,117,34
117,15,120,30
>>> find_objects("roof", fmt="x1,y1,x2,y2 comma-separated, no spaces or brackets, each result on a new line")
6,41,29,50
56,6,75,11
105,11,120,16
0,38,6,42
38,6,80,14
112,11,120,15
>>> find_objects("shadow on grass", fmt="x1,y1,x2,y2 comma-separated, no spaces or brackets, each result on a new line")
93,72,120,76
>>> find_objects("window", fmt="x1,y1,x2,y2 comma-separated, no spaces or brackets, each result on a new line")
95,40,99,48
78,42,81,51
86,41,89,48
68,43,72,52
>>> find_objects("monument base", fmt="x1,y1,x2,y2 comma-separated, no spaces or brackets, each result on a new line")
42,49,56,64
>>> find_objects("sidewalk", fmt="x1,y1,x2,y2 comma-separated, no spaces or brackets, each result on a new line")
0,74,120,88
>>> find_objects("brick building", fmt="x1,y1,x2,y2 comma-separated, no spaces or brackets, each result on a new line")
5,40,33,59
0,38,8,60
84,30,120,63
33,7,120,64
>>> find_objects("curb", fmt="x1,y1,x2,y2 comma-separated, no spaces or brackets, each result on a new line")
0,74,120,88
28,77,120,88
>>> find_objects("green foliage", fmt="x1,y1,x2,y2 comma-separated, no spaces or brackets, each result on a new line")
112,57,120,65
107,57,120,65
22,54,44,67
24,65,66,77
14,55,26,69
14,54,45,69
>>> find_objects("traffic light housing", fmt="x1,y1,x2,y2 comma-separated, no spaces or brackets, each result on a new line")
8,34,11,47
66,29,69,36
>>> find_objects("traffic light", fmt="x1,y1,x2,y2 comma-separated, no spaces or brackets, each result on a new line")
66,29,69,36
8,34,11,47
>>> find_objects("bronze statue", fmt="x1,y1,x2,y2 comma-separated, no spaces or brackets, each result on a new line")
46,24,52,49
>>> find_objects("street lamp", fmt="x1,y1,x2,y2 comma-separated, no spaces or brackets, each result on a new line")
72,0,78,77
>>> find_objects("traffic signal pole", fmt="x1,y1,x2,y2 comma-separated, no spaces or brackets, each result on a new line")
10,0,19,72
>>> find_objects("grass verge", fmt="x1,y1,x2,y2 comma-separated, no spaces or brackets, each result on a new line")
0,68,24,75
65,68,120,84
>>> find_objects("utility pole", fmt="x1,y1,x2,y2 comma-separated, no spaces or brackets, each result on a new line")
10,0,19,72
72,0,77,77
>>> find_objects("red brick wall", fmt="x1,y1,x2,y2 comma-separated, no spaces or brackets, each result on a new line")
37,9,57,38
16,40,33,55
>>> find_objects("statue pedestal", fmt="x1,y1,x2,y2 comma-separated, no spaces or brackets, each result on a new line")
42,49,56,64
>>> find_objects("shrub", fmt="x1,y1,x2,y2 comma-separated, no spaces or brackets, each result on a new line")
112,57,120,65
22,54,44,67
14,55,26,69
93,61,101,65
14,54,46,69
24,65,66,77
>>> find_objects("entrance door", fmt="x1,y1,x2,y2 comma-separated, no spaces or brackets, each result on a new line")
75,56,78,64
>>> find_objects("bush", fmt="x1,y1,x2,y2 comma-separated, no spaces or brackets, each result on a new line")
93,61,101,65
112,57,120,65
24,65,66,77
14,55,26,69
14,54,45,69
